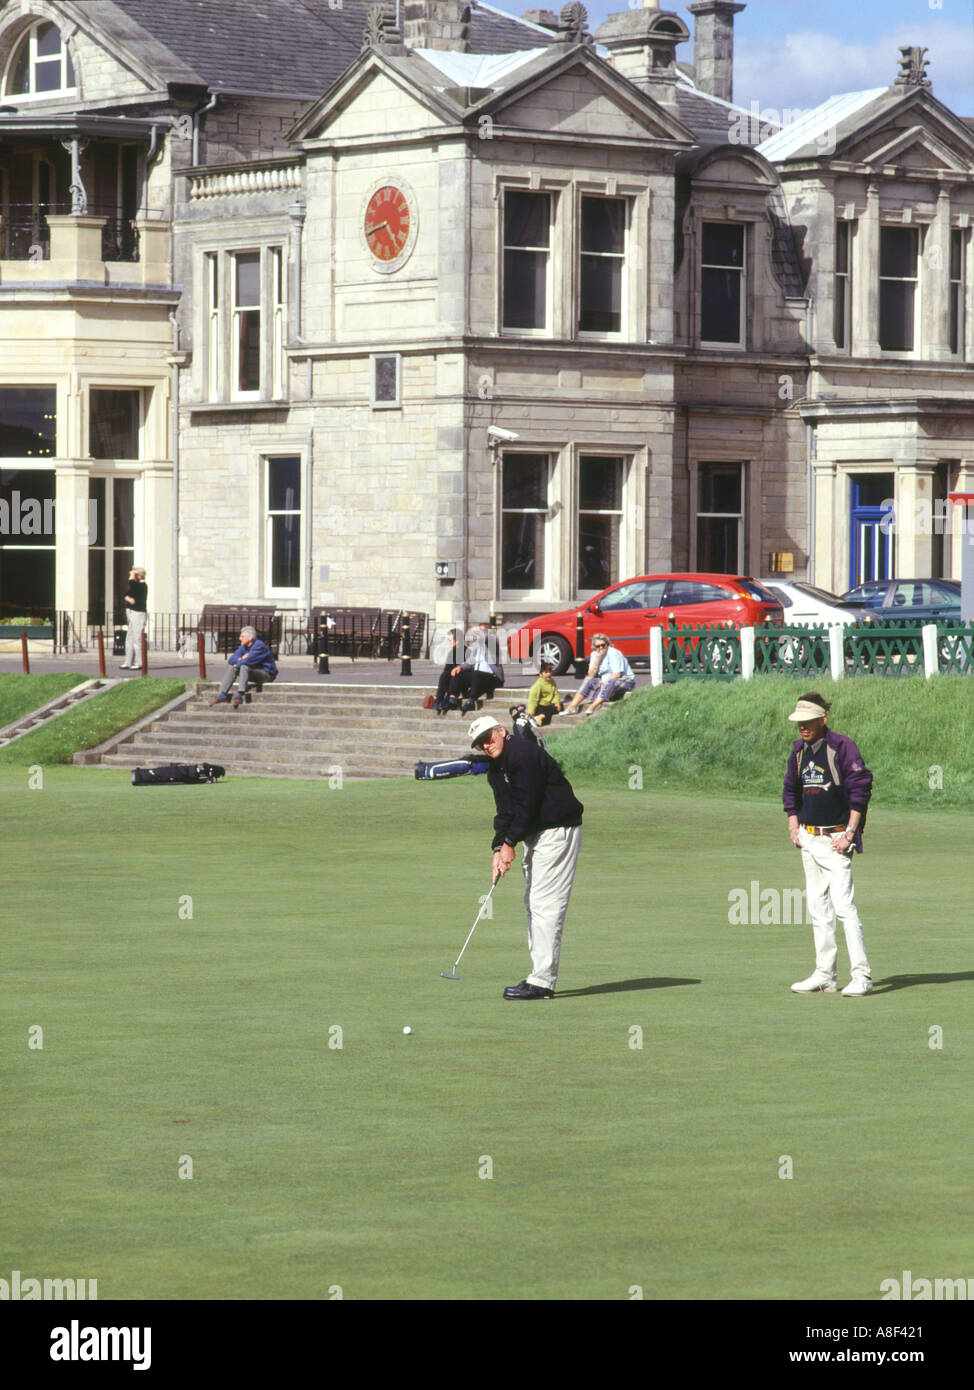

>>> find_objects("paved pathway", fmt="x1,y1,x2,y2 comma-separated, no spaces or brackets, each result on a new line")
0,650,654,691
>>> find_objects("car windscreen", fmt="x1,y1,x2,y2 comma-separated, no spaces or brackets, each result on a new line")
792,582,846,604
843,583,885,605
737,579,779,604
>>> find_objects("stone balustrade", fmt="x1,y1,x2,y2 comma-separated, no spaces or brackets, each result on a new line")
188,163,303,200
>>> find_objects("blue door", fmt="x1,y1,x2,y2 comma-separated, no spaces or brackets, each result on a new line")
849,474,894,588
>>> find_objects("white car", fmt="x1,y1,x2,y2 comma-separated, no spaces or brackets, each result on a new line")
758,579,873,668
758,579,872,626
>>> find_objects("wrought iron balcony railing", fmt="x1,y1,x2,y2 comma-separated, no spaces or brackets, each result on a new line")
0,204,140,263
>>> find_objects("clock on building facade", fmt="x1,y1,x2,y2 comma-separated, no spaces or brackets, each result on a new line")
362,179,417,272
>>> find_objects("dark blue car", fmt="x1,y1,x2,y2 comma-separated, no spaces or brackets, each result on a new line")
840,578,961,622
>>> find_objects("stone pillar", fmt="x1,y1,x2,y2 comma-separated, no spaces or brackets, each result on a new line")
948,463,974,581
140,466,175,611
853,183,881,357
687,1,746,103
647,172,676,345
812,459,841,593
54,466,91,614
922,188,952,360
402,1,470,52
135,217,171,286
645,413,675,572
46,215,107,281
812,178,838,353
896,461,938,577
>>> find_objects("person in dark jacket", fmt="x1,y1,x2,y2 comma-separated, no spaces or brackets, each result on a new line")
209,627,278,708
782,693,873,996
469,714,583,1000
120,567,147,670
435,623,503,715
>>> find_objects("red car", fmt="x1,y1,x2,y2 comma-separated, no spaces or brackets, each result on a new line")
507,572,784,674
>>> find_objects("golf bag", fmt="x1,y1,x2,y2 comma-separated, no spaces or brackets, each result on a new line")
509,704,546,750
132,763,226,786
414,752,489,780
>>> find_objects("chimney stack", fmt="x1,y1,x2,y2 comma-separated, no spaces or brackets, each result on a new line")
595,4,690,114
687,0,745,104
403,1,471,52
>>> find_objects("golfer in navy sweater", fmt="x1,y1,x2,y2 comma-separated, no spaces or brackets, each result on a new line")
782,693,873,996
209,627,278,708
469,715,583,1000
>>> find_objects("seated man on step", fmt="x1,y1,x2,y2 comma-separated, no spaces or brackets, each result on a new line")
209,626,278,708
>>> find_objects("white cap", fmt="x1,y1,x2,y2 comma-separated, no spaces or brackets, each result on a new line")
788,698,829,722
469,715,502,747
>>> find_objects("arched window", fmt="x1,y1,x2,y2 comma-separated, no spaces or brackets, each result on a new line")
4,20,76,98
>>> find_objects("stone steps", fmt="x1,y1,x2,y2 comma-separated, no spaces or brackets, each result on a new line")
80,680,562,779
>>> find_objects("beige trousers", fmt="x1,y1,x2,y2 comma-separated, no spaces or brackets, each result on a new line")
799,825,870,983
124,610,147,668
522,824,583,991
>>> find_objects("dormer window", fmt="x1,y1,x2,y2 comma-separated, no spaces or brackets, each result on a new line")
700,222,746,347
5,21,76,98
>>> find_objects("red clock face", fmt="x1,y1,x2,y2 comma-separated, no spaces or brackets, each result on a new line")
364,185,411,263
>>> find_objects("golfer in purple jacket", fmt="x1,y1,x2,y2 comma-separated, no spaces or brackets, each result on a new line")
782,693,873,997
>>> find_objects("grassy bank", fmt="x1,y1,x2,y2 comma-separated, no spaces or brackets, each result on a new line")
0,673,88,729
553,674,974,810
0,677,186,766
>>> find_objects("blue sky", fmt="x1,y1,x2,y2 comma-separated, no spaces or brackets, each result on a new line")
513,0,974,116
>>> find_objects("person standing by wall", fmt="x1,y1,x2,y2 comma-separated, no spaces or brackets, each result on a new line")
120,567,147,671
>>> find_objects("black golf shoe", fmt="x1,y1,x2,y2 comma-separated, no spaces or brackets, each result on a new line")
502,981,554,1000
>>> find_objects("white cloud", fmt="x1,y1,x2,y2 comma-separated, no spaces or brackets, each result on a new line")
733,22,974,117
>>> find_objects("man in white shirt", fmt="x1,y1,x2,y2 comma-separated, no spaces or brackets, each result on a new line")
561,633,635,717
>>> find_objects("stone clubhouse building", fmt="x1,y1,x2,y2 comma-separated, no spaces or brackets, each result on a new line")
1,0,973,634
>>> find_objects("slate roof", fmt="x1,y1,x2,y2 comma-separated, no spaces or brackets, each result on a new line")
80,1,781,149
101,0,554,98
675,75,778,147
767,184,807,297
757,88,889,162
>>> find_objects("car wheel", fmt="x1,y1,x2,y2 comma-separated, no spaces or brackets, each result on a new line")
699,635,736,673
532,633,573,676
939,633,966,671
777,635,812,670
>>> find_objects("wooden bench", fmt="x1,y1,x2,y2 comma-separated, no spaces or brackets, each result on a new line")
185,606,282,658
309,608,427,660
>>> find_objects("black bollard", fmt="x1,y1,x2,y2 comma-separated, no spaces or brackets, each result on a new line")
317,613,330,675
573,610,586,680
400,612,412,676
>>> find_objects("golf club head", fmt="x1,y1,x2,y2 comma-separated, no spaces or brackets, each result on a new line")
440,970,460,980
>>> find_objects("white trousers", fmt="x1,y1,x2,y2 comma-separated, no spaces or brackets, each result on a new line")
124,609,147,669
799,826,870,983
521,824,582,990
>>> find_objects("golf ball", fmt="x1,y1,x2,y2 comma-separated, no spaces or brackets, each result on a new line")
402,1026,412,1035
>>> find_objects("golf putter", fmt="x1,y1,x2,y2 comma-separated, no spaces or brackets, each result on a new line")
440,873,501,980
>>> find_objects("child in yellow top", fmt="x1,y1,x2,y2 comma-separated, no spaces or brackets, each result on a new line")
527,662,561,725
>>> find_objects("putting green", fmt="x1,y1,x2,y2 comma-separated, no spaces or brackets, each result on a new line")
1,767,971,1300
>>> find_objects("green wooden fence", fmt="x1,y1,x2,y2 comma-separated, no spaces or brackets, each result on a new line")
657,621,973,681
